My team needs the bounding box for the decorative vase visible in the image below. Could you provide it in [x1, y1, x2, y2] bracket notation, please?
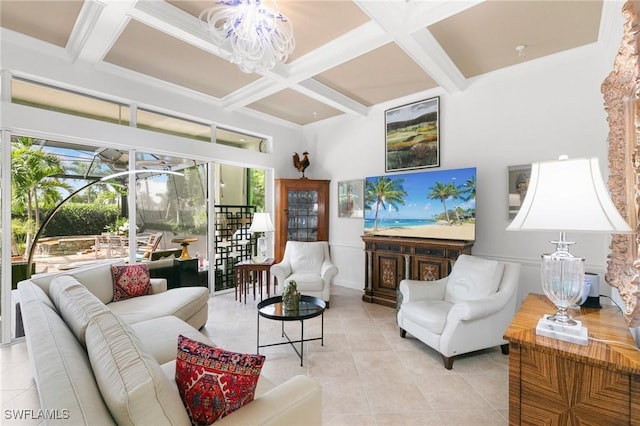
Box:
[282, 280, 300, 313]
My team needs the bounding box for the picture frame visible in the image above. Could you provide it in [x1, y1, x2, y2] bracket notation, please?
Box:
[338, 180, 364, 218]
[385, 96, 440, 172]
[507, 164, 532, 220]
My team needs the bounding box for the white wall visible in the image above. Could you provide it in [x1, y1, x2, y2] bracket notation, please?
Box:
[306, 41, 617, 307]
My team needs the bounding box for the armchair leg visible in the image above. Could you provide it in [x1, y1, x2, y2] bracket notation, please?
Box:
[500, 343, 509, 355]
[442, 355, 454, 370]
[399, 328, 406, 338]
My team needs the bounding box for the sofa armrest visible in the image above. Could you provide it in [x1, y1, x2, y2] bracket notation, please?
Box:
[321, 260, 338, 280]
[150, 278, 167, 294]
[270, 261, 292, 282]
[399, 278, 447, 304]
[216, 375, 321, 426]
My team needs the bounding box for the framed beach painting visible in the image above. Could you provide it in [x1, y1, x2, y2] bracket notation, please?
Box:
[338, 180, 364, 218]
[385, 97, 440, 172]
[507, 164, 531, 220]
[364, 167, 476, 241]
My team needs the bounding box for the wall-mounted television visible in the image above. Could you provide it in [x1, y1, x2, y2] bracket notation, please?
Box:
[364, 167, 476, 241]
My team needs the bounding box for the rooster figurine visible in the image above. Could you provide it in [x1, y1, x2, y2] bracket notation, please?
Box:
[292, 151, 310, 179]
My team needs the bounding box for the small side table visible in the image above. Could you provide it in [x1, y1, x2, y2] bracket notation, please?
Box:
[235, 258, 275, 303]
[171, 237, 198, 260]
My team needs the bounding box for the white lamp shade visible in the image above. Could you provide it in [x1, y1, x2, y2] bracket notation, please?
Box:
[506, 157, 632, 233]
[249, 212, 274, 233]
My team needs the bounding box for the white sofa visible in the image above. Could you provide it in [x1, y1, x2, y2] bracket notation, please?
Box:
[17, 261, 322, 425]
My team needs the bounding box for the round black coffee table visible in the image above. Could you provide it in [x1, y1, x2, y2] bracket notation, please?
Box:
[257, 295, 326, 366]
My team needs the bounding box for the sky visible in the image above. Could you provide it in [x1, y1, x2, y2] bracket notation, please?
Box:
[364, 167, 476, 220]
[385, 97, 439, 124]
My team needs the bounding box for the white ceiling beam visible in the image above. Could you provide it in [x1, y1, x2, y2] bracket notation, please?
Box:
[400, 30, 468, 94]
[69, 0, 138, 65]
[223, 21, 387, 115]
[221, 78, 288, 110]
[354, 0, 480, 93]
[296, 79, 369, 117]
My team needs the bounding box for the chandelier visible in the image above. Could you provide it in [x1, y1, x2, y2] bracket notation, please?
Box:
[199, 0, 295, 73]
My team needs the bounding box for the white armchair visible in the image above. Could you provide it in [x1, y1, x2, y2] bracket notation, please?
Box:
[397, 254, 521, 369]
[271, 241, 338, 307]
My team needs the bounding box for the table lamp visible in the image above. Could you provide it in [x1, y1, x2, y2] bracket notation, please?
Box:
[506, 156, 632, 345]
[249, 212, 274, 263]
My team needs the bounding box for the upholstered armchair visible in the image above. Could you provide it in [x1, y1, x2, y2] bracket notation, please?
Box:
[271, 241, 338, 307]
[397, 254, 521, 369]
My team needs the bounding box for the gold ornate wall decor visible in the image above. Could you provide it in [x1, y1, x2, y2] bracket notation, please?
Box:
[603, 0, 640, 326]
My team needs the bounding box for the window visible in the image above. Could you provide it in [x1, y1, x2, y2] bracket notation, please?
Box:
[11, 78, 130, 125]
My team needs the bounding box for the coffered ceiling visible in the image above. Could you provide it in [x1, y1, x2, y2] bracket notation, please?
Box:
[0, 0, 608, 126]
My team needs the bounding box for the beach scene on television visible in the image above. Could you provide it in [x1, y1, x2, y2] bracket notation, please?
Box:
[364, 167, 476, 241]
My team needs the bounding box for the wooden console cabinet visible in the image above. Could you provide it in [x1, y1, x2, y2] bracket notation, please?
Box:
[361, 235, 473, 307]
[505, 294, 640, 425]
[275, 179, 330, 262]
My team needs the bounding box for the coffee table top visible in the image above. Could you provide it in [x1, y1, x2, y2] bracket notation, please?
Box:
[258, 295, 326, 321]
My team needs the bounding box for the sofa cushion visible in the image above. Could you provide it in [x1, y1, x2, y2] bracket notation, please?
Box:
[85, 311, 191, 426]
[17, 280, 56, 311]
[289, 243, 324, 274]
[108, 286, 209, 325]
[131, 315, 216, 365]
[20, 300, 116, 425]
[49, 275, 110, 347]
[401, 300, 453, 334]
[285, 273, 324, 292]
[28, 260, 123, 303]
[111, 264, 152, 301]
[444, 255, 504, 304]
[175, 335, 265, 426]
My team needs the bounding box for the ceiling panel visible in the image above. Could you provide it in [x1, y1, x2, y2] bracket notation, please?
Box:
[314, 42, 438, 107]
[168, 0, 370, 63]
[0, 0, 83, 47]
[248, 88, 343, 125]
[104, 19, 260, 98]
[428, 0, 603, 78]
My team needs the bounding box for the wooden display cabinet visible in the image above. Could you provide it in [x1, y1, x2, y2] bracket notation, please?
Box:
[275, 179, 330, 262]
[505, 294, 640, 425]
[361, 235, 473, 307]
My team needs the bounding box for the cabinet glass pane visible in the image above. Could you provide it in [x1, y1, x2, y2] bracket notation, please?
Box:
[286, 189, 319, 242]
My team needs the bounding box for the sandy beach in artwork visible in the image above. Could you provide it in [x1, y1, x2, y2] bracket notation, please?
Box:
[365, 222, 475, 240]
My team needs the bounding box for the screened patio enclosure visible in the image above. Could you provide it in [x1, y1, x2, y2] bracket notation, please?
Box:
[10, 137, 260, 295]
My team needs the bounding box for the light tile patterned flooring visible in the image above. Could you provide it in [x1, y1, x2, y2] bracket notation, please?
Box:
[1, 285, 509, 425]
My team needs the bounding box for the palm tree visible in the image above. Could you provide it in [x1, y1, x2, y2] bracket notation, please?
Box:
[365, 177, 407, 231]
[11, 137, 72, 254]
[428, 181, 454, 224]
[446, 182, 462, 224]
[460, 175, 476, 202]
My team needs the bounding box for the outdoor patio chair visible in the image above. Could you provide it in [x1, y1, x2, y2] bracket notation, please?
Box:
[136, 232, 163, 259]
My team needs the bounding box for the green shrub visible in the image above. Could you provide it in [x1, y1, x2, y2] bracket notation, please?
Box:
[42, 203, 119, 236]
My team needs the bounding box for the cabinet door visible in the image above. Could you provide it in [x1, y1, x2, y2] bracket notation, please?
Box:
[412, 257, 446, 281]
[373, 252, 404, 296]
[286, 189, 320, 242]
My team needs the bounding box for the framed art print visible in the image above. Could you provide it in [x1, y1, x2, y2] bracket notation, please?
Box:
[507, 164, 532, 220]
[385, 96, 440, 172]
[338, 180, 364, 218]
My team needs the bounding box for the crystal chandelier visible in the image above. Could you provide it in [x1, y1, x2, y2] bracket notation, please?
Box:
[199, 0, 295, 73]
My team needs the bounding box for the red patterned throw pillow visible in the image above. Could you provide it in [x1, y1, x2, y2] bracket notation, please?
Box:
[175, 335, 265, 425]
[111, 264, 152, 301]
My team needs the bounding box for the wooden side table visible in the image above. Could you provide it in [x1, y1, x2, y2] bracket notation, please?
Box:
[505, 294, 640, 425]
[235, 258, 275, 303]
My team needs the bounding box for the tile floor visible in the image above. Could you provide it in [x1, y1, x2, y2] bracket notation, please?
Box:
[0, 285, 509, 425]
